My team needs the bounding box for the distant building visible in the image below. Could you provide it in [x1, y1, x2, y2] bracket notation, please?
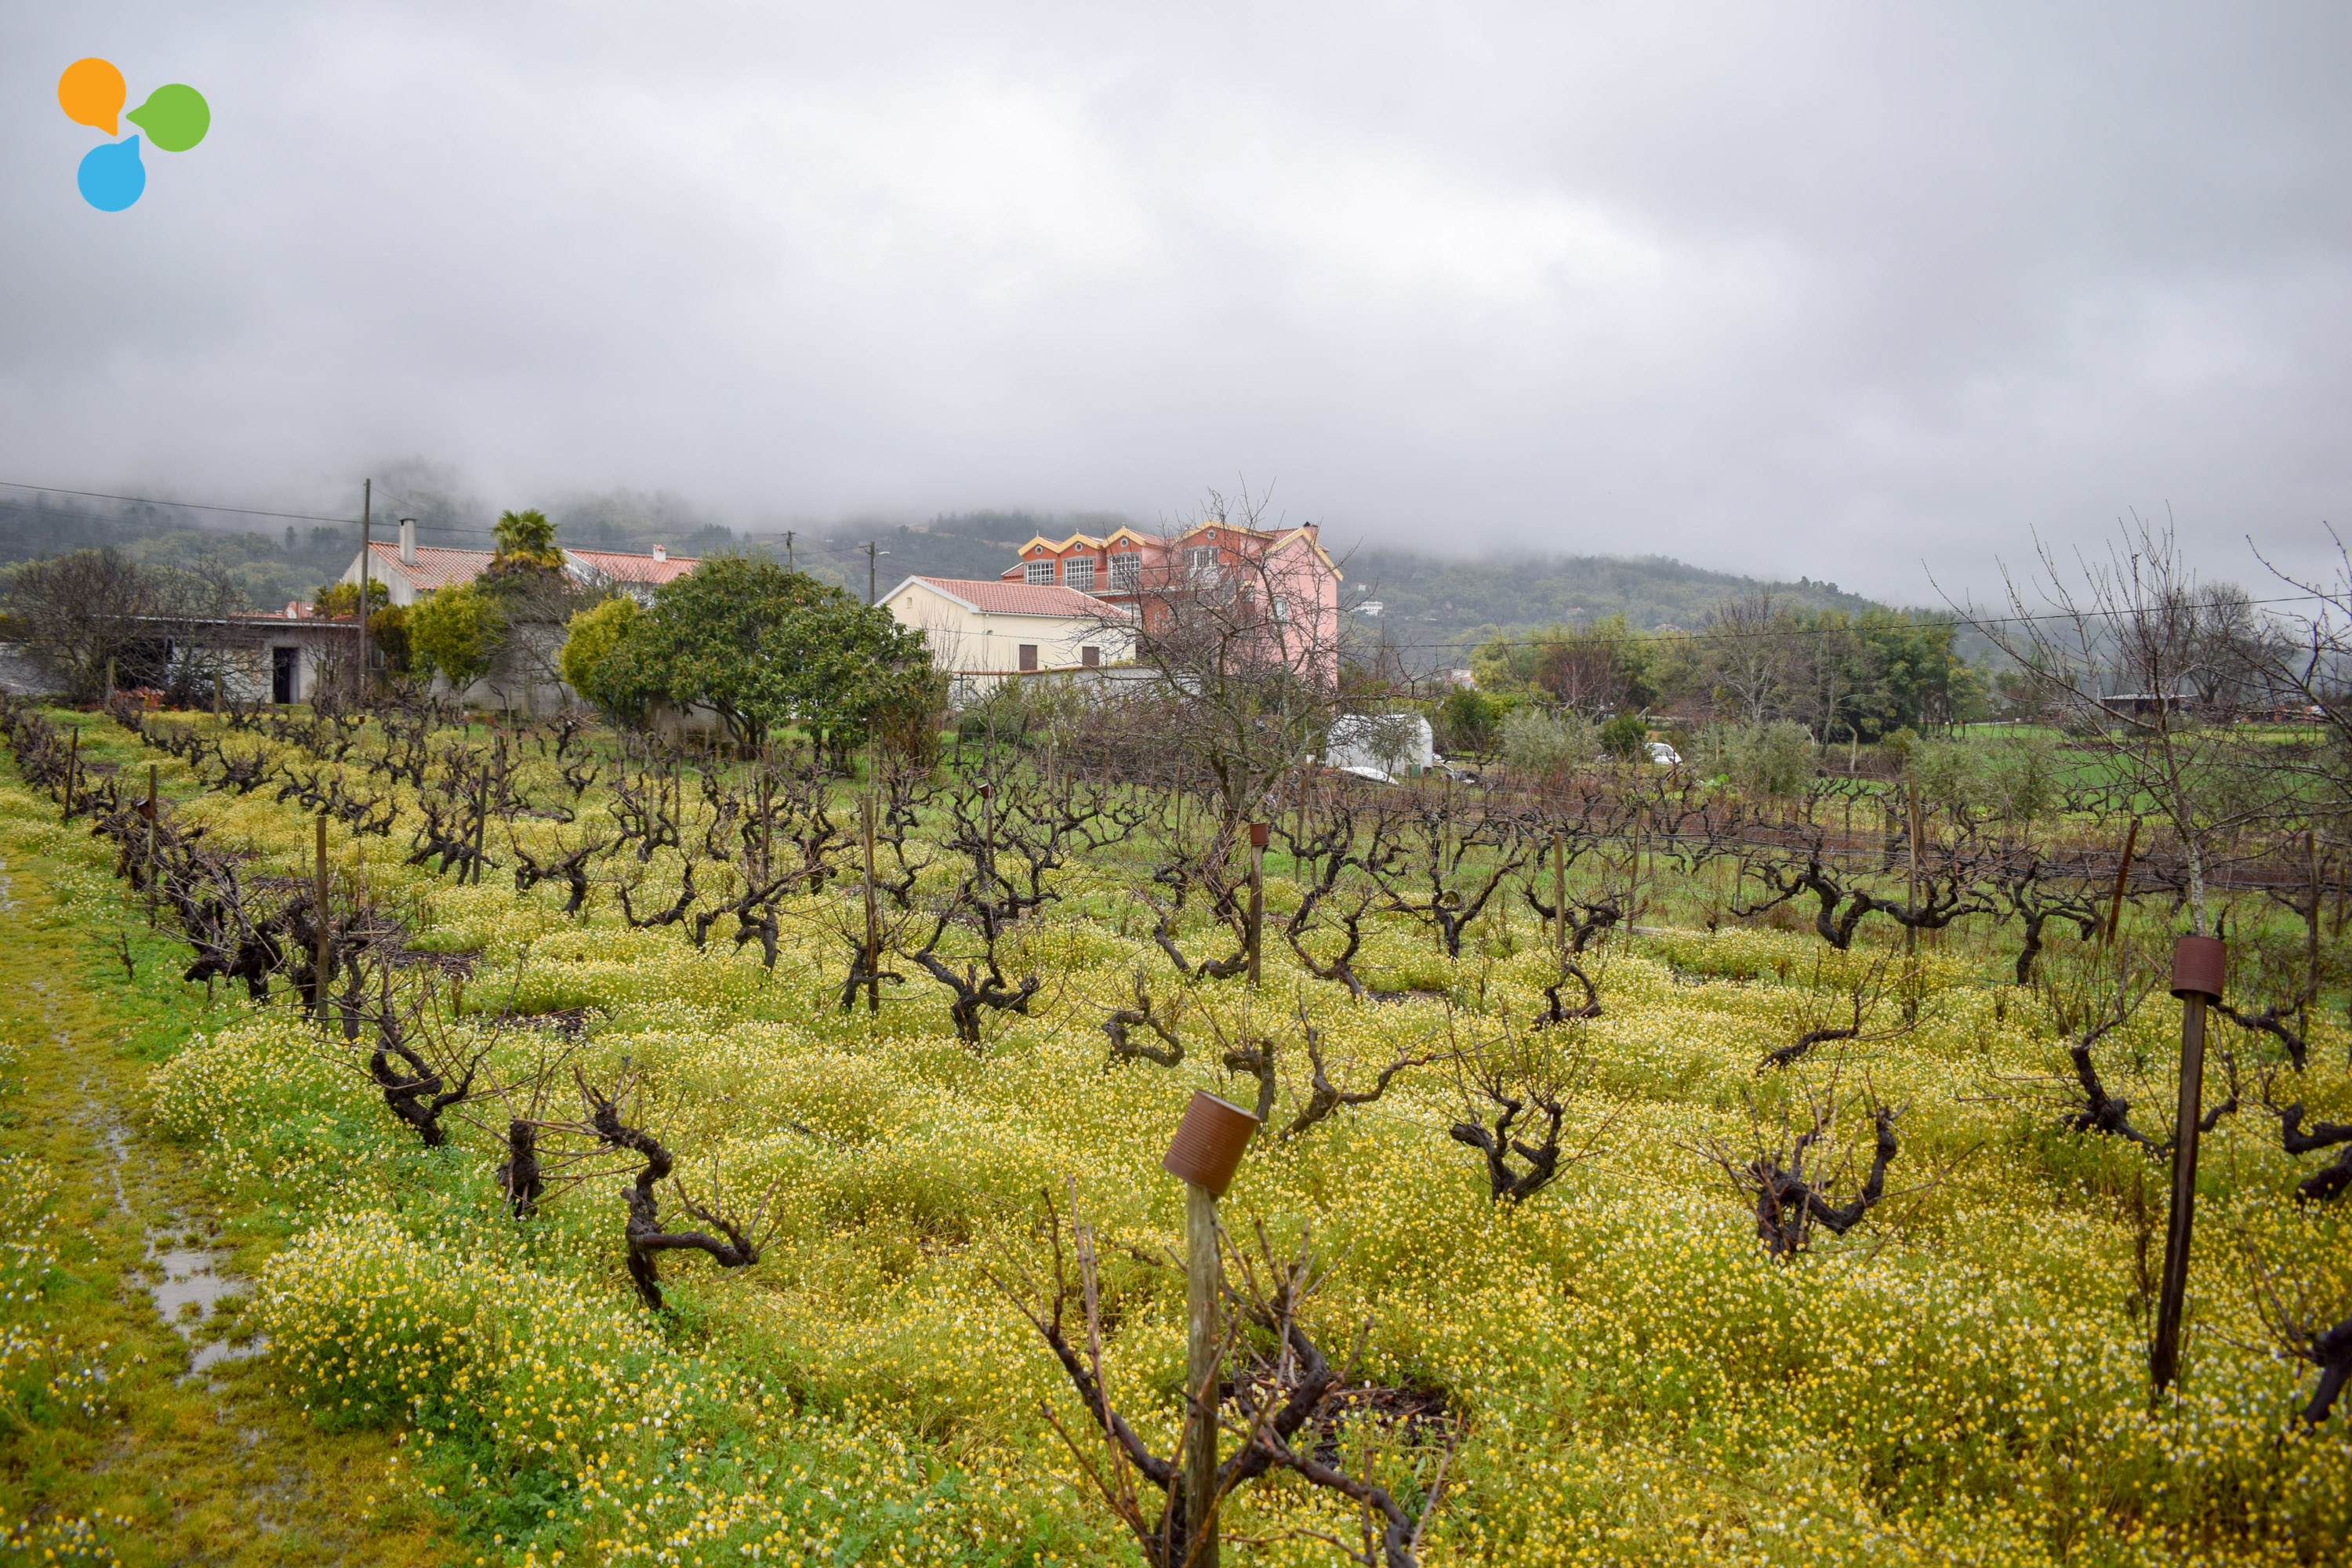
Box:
[328, 523, 699, 713]
[998, 520, 1342, 687]
[879, 575, 1132, 700]
[337, 520, 699, 607]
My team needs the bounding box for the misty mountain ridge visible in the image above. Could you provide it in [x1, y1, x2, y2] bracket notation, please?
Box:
[0, 485, 1915, 663]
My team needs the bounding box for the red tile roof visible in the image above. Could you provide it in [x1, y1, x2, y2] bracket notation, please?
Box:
[365, 542, 699, 593]
[368, 542, 495, 592]
[568, 548, 699, 586]
[904, 576, 1124, 617]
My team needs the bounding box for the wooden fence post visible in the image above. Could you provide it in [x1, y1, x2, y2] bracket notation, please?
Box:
[862, 785, 881, 1014]
[145, 764, 158, 927]
[314, 811, 332, 1025]
[2105, 818, 2140, 944]
[2152, 934, 2225, 1393]
[1552, 832, 1567, 959]
[1247, 822, 1268, 985]
[1161, 1092, 1259, 1568]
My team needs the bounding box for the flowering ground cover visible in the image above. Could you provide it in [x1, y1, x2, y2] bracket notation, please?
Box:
[0, 701, 2347, 1566]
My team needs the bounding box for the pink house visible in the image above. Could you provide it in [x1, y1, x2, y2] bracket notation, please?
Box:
[1000, 521, 1341, 687]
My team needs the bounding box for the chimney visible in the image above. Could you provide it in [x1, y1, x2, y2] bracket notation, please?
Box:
[398, 517, 417, 565]
[653, 543, 667, 563]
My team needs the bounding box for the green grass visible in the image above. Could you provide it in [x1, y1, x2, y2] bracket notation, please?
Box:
[0, 797, 452, 1565]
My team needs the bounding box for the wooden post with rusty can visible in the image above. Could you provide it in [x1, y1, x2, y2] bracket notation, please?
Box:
[1161, 1091, 1261, 1568]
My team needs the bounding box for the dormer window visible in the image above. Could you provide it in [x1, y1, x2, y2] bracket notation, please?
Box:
[1109, 553, 1140, 591]
[1025, 560, 1054, 586]
[1064, 557, 1095, 592]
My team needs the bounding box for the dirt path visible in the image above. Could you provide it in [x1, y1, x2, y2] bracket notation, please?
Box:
[0, 845, 454, 1566]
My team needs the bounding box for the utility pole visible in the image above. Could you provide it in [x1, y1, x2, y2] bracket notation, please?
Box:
[784, 530, 795, 571]
[867, 541, 889, 604]
[357, 477, 372, 697]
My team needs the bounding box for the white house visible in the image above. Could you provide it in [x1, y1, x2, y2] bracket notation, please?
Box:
[337, 520, 699, 608]
[879, 575, 1131, 699]
[332, 524, 701, 714]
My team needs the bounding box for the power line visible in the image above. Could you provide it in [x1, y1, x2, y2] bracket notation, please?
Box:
[0, 477, 361, 526]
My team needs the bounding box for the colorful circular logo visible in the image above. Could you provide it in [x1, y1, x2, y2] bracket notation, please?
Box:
[59, 57, 209, 212]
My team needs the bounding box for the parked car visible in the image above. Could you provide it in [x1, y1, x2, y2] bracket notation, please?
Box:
[1646, 741, 1680, 766]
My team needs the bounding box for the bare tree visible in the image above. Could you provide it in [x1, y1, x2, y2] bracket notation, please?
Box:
[1083, 486, 1349, 826]
[2246, 1246, 2352, 1425]
[1703, 1079, 1901, 1258]
[564, 1062, 779, 1310]
[1757, 954, 1917, 1071]
[1279, 1008, 1445, 1141]
[2, 548, 239, 702]
[1962, 516, 2288, 935]
[993, 1194, 1458, 1568]
[1449, 1018, 1604, 1204]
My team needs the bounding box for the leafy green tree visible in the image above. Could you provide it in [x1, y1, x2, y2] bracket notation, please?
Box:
[599, 556, 935, 750]
[368, 602, 412, 676]
[408, 583, 504, 688]
[1435, 686, 1506, 757]
[311, 579, 390, 619]
[1698, 720, 1815, 797]
[1499, 706, 1592, 775]
[561, 596, 642, 718]
[1599, 711, 1650, 760]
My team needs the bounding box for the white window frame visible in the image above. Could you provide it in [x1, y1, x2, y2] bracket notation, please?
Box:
[1024, 560, 1054, 586]
[1186, 545, 1220, 583]
[1109, 553, 1140, 591]
[1063, 556, 1095, 592]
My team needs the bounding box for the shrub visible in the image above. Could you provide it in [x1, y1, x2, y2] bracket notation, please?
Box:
[1499, 706, 1591, 774]
[561, 595, 643, 718]
[407, 583, 505, 687]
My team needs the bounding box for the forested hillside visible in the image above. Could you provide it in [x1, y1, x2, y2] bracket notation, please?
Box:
[1, 485, 1915, 647]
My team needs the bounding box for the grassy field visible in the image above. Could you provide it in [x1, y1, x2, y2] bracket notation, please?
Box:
[1, 704, 2348, 1566]
[0, 778, 450, 1563]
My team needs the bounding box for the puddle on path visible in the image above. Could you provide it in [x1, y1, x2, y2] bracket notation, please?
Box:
[147, 1224, 263, 1376]
[73, 1054, 267, 1381]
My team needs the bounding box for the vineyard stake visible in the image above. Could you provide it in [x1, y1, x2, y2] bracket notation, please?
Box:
[470, 763, 491, 884]
[145, 764, 158, 928]
[1247, 822, 1268, 986]
[1161, 1091, 1259, 1568]
[1552, 831, 1567, 960]
[314, 811, 332, 1027]
[62, 727, 78, 822]
[2151, 933, 2225, 1394]
[862, 750, 881, 1014]
[2105, 817, 2140, 944]
[1905, 782, 1924, 957]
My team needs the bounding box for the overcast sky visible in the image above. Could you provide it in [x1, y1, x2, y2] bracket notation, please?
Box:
[6, 2, 2351, 602]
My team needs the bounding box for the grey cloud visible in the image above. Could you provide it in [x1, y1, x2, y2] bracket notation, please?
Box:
[3, 2, 2350, 604]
